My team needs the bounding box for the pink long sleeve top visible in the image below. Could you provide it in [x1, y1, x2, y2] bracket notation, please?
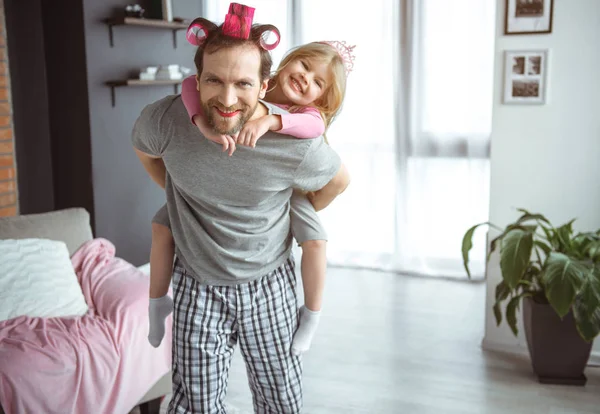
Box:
[180, 75, 325, 139]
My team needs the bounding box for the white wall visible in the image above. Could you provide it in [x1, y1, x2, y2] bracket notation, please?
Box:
[483, 0, 600, 359]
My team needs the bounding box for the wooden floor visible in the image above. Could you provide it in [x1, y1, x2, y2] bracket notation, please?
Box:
[218, 267, 600, 413]
[149, 268, 600, 413]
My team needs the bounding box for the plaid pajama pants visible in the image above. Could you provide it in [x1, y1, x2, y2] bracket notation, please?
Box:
[167, 257, 303, 414]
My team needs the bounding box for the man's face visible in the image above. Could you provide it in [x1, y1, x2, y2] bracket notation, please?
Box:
[197, 45, 269, 135]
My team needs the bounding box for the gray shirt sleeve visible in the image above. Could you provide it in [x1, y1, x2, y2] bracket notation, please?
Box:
[290, 190, 327, 244]
[131, 98, 175, 156]
[152, 203, 171, 229]
[292, 139, 341, 191]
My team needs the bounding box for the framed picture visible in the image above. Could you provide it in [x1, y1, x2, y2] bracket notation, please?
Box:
[505, 0, 554, 35]
[503, 50, 549, 105]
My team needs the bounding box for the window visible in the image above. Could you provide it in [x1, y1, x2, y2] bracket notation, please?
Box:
[204, 0, 495, 278]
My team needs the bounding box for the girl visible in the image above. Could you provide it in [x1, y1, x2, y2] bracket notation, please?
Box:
[148, 41, 354, 356]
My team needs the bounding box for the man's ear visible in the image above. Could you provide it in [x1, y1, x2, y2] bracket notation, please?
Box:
[258, 78, 270, 99]
[195, 74, 201, 91]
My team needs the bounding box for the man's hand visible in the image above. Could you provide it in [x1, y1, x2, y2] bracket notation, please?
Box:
[192, 114, 237, 156]
[307, 163, 350, 212]
[134, 149, 167, 189]
[236, 115, 279, 148]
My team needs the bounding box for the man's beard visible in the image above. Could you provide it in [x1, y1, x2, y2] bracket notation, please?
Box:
[202, 97, 257, 135]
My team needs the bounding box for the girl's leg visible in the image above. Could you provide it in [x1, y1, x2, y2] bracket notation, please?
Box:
[299, 240, 326, 311]
[292, 239, 326, 355]
[148, 222, 175, 347]
[150, 222, 175, 298]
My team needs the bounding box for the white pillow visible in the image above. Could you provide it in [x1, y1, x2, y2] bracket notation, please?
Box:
[0, 238, 89, 322]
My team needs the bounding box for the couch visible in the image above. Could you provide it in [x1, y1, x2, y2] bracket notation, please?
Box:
[0, 208, 172, 414]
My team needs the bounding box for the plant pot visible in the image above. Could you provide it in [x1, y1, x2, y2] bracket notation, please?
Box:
[523, 296, 593, 385]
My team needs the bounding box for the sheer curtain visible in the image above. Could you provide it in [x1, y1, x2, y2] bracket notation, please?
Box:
[205, 0, 495, 279]
[397, 0, 495, 278]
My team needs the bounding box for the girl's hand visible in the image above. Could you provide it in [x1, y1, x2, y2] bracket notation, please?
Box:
[236, 116, 274, 148]
[192, 114, 237, 156]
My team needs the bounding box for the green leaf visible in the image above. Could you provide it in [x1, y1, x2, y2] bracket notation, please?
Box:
[518, 279, 534, 287]
[487, 234, 502, 262]
[522, 264, 541, 285]
[534, 246, 543, 267]
[573, 297, 600, 342]
[493, 281, 511, 326]
[506, 292, 531, 336]
[586, 241, 600, 261]
[500, 229, 534, 289]
[541, 225, 558, 249]
[520, 225, 538, 233]
[576, 309, 600, 342]
[534, 240, 552, 257]
[506, 296, 520, 336]
[561, 218, 576, 233]
[516, 209, 551, 225]
[493, 302, 502, 326]
[542, 253, 587, 317]
[486, 223, 536, 262]
[495, 280, 511, 302]
[579, 272, 600, 313]
[556, 219, 576, 252]
[572, 233, 594, 255]
[462, 222, 490, 278]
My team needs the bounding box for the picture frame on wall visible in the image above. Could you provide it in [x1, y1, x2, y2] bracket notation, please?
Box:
[503, 50, 549, 105]
[505, 0, 554, 35]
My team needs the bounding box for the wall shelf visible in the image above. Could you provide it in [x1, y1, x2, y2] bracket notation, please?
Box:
[104, 17, 189, 48]
[106, 79, 182, 107]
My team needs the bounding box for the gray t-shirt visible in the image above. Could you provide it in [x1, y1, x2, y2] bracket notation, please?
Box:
[132, 95, 340, 285]
[153, 189, 327, 246]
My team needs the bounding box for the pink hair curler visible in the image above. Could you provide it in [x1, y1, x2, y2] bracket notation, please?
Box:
[186, 22, 209, 46]
[259, 29, 280, 50]
[187, 3, 281, 51]
[223, 3, 255, 39]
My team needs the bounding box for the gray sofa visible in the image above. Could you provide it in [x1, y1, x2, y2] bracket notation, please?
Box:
[0, 208, 171, 414]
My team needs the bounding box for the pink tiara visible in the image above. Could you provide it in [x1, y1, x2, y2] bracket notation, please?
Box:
[318, 40, 356, 76]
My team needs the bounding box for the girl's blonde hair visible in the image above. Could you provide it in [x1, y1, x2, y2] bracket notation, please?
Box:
[271, 42, 348, 134]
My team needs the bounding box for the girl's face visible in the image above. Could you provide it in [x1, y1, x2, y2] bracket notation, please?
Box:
[277, 57, 332, 106]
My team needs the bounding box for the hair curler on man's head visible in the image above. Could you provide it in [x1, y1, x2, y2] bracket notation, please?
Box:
[186, 3, 281, 81]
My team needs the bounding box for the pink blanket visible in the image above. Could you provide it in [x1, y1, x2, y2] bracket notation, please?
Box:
[0, 238, 172, 414]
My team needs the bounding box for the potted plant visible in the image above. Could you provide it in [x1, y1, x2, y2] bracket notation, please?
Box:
[462, 209, 600, 385]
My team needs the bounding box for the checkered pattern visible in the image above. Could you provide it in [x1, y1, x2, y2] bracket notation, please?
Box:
[168, 258, 303, 414]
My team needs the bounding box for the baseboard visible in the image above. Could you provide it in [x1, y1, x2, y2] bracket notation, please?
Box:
[481, 337, 528, 356]
[481, 337, 600, 367]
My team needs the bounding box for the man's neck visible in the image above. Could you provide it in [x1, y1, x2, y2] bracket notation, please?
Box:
[249, 101, 268, 121]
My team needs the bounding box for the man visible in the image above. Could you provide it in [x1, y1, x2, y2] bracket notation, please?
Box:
[132, 4, 349, 413]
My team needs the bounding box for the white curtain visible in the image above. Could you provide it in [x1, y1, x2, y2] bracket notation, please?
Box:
[206, 0, 495, 279]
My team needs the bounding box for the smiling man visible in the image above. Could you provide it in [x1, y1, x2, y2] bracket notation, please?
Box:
[131, 4, 349, 414]
[199, 45, 267, 134]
